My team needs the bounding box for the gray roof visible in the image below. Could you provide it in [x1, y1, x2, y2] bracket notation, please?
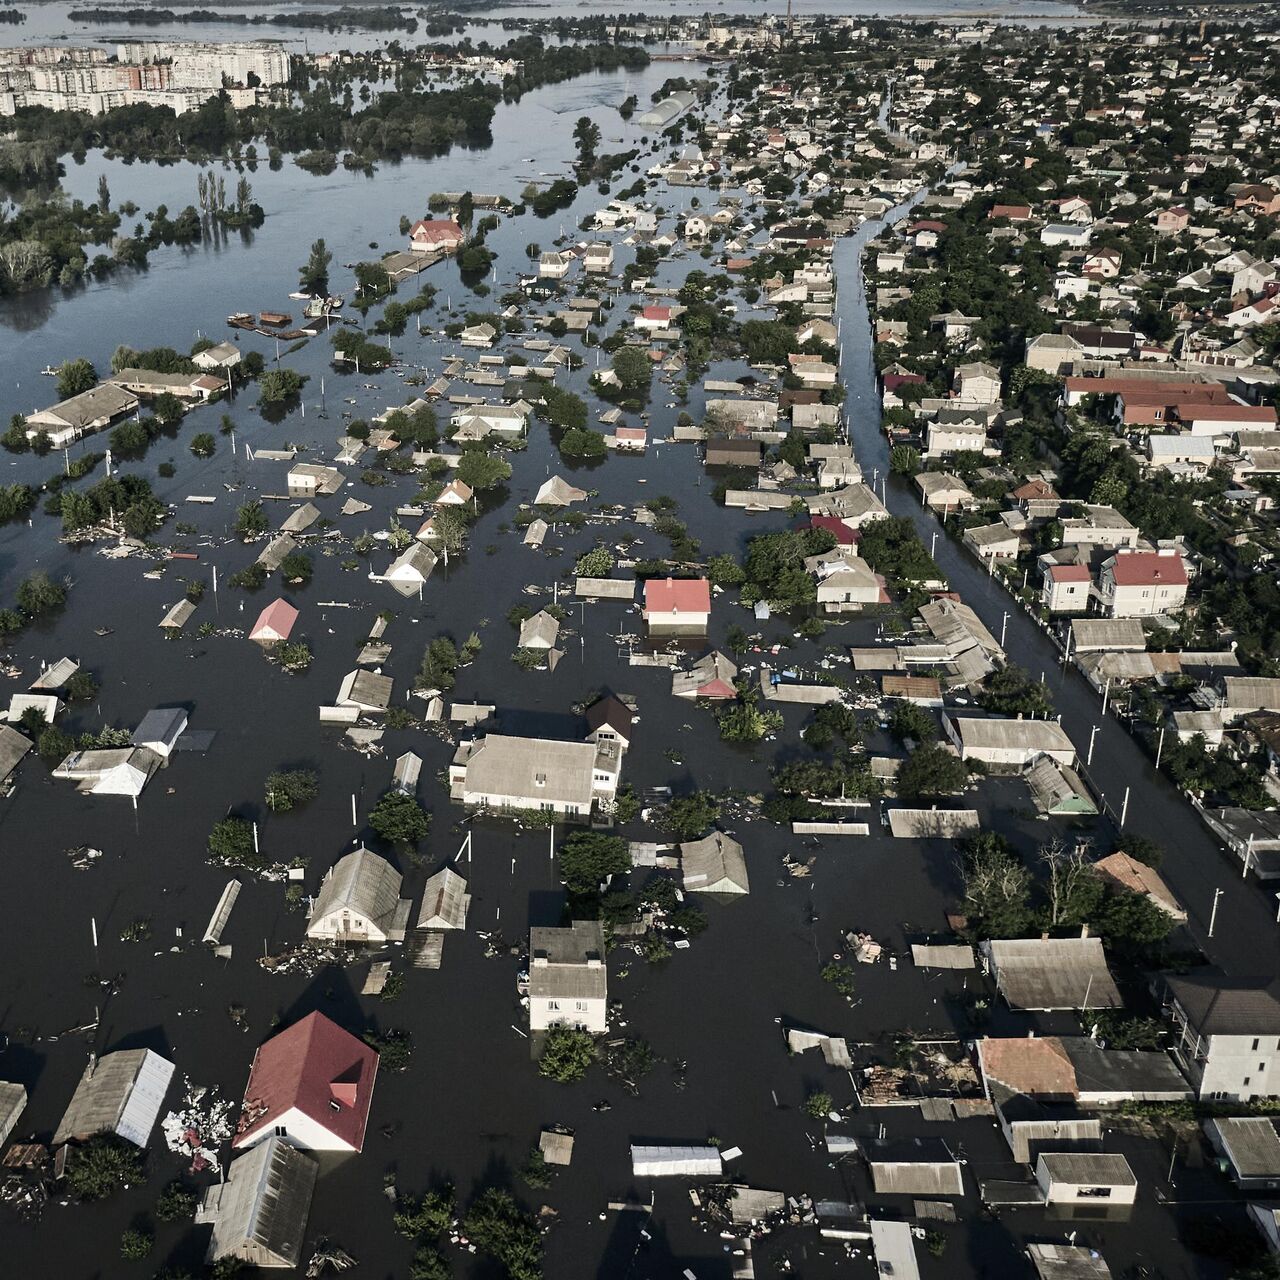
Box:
[31, 382, 138, 430]
[529, 920, 607, 1002]
[54, 1048, 175, 1146]
[0, 1081, 27, 1146]
[0, 724, 32, 785]
[518, 609, 561, 649]
[954, 717, 1075, 757]
[680, 831, 749, 894]
[132, 708, 188, 750]
[1026, 757, 1096, 814]
[867, 1137, 965, 1196]
[199, 1136, 318, 1268]
[308, 848, 410, 940]
[1166, 973, 1280, 1035]
[256, 533, 299, 572]
[984, 938, 1121, 1011]
[1207, 1117, 1280, 1178]
[1037, 1152, 1136, 1187]
[280, 502, 320, 533]
[416, 867, 470, 930]
[1062, 1041, 1190, 1097]
[888, 808, 979, 838]
[337, 669, 393, 711]
[456, 733, 601, 808]
[1028, 1243, 1112, 1280]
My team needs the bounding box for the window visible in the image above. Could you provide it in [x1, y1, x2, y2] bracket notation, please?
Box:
[1253, 1039, 1261, 1051]
[547, 1000, 559, 1011]
[274, 1125, 287, 1137]
[1078, 1187, 1111, 1199]
[1245, 1077, 1252, 1087]
[575, 1001, 588, 1012]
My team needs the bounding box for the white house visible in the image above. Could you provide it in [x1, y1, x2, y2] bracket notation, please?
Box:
[1035, 1153, 1137, 1206]
[1098, 549, 1188, 618]
[450, 733, 620, 816]
[529, 920, 608, 1034]
[1165, 973, 1280, 1101]
[305, 847, 411, 944]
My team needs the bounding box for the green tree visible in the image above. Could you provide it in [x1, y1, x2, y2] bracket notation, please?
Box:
[897, 742, 968, 801]
[17, 571, 66, 617]
[705, 553, 745, 587]
[56, 357, 97, 399]
[611, 346, 651, 391]
[189, 432, 216, 457]
[120, 1227, 153, 1260]
[558, 831, 630, 896]
[961, 833, 1033, 939]
[803, 1091, 833, 1120]
[462, 1189, 542, 1280]
[258, 369, 306, 404]
[665, 793, 720, 839]
[456, 451, 511, 491]
[154, 392, 185, 426]
[369, 791, 430, 846]
[887, 702, 937, 745]
[538, 1025, 597, 1083]
[299, 238, 332, 295]
[559, 428, 607, 458]
[234, 500, 269, 538]
[574, 547, 614, 577]
[279, 551, 312, 584]
[978, 665, 1054, 718]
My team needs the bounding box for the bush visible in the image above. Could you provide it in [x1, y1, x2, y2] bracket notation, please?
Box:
[234, 501, 269, 538]
[279, 551, 312, 584]
[189, 433, 216, 458]
[207, 817, 259, 868]
[462, 1189, 542, 1280]
[120, 1227, 153, 1260]
[65, 1135, 144, 1200]
[665, 793, 721, 839]
[897, 742, 968, 801]
[539, 1025, 597, 1083]
[574, 546, 614, 577]
[364, 1027, 413, 1071]
[803, 1091, 833, 1120]
[155, 1180, 197, 1222]
[265, 769, 318, 813]
[393, 1185, 455, 1239]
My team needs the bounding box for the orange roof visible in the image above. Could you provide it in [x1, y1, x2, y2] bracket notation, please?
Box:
[1094, 851, 1183, 916]
[979, 1036, 1077, 1098]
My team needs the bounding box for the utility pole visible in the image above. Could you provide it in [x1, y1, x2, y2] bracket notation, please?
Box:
[1088, 724, 1099, 767]
[1208, 886, 1223, 938]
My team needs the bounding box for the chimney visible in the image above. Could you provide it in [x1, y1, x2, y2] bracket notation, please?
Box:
[1080, 923, 1090, 939]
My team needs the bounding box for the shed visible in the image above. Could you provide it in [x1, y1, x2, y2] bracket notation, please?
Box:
[1026, 757, 1097, 815]
[54, 1048, 175, 1147]
[336, 670, 393, 713]
[911, 943, 975, 970]
[680, 832, 749, 895]
[196, 1136, 318, 1269]
[982, 937, 1122, 1011]
[1028, 1243, 1112, 1280]
[159, 599, 197, 630]
[1070, 619, 1146, 653]
[888, 808, 980, 838]
[631, 1145, 723, 1177]
[575, 577, 635, 601]
[0, 724, 33, 787]
[523, 518, 548, 547]
[256, 534, 298, 573]
[0, 1082, 27, 1146]
[1205, 1117, 1280, 1190]
[870, 1220, 921, 1280]
[279, 502, 320, 534]
[416, 867, 471, 931]
[1035, 1152, 1137, 1205]
[29, 657, 79, 691]
[131, 708, 188, 760]
[539, 1129, 574, 1167]
[866, 1137, 965, 1196]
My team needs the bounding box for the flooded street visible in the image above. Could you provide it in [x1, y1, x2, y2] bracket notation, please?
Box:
[0, 17, 1266, 1280]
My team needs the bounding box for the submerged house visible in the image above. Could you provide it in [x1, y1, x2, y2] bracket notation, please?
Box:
[416, 867, 471, 931]
[233, 1011, 378, 1154]
[680, 832, 750, 895]
[305, 847, 411, 944]
[643, 577, 711, 637]
[54, 1048, 175, 1147]
[53, 746, 163, 800]
[450, 733, 620, 817]
[249, 599, 299, 645]
[981, 937, 1122, 1011]
[196, 1136, 318, 1270]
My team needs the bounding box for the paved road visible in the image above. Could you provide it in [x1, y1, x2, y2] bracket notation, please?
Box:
[834, 203, 1280, 979]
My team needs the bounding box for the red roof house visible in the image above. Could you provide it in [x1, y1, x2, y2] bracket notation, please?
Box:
[233, 1012, 378, 1154]
[637, 305, 672, 328]
[643, 577, 711, 636]
[408, 219, 464, 253]
[249, 598, 299, 645]
[809, 515, 860, 546]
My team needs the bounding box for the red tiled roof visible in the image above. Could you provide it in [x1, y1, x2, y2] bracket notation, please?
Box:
[1049, 565, 1091, 582]
[979, 1036, 1077, 1098]
[810, 515, 860, 545]
[1177, 403, 1276, 423]
[644, 577, 710, 615]
[640, 306, 671, 322]
[234, 1011, 378, 1152]
[410, 219, 463, 243]
[1108, 552, 1188, 587]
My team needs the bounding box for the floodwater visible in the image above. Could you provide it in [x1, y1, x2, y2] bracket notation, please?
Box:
[0, 26, 1268, 1280]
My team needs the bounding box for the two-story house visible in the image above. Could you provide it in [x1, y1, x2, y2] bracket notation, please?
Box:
[1164, 973, 1280, 1101]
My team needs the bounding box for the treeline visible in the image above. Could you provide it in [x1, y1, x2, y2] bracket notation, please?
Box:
[70, 6, 418, 32]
